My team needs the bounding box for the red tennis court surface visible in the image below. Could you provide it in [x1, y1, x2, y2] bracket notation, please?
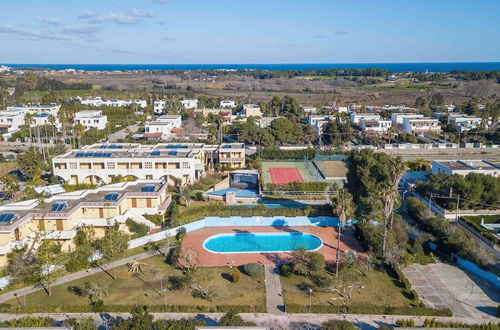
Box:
[269, 167, 304, 184]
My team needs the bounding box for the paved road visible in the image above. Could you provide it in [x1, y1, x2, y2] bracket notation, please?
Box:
[403, 263, 500, 319]
[107, 124, 139, 142]
[0, 312, 498, 330]
[265, 265, 284, 314]
[0, 249, 160, 304]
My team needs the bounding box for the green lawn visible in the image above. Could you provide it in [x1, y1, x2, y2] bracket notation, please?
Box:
[5, 256, 266, 313]
[281, 269, 414, 308]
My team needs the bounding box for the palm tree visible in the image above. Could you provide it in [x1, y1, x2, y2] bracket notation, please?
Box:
[126, 260, 148, 276]
[24, 112, 34, 144]
[47, 115, 56, 143]
[73, 123, 84, 148]
[380, 158, 407, 257]
[332, 188, 354, 277]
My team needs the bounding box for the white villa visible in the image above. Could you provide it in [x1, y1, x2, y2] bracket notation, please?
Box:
[74, 110, 108, 130]
[180, 99, 198, 109]
[402, 117, 441, 134]
[144, 115, 182, 139]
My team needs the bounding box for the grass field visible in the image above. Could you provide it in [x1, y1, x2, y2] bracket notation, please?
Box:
[5, 256, 266, 312]
[0, 162, 17, 174]
[261, 161, 320, 185]
[281, 269, 413, 308]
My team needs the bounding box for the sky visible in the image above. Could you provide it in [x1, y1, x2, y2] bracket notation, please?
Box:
[0, 0, 499, 64]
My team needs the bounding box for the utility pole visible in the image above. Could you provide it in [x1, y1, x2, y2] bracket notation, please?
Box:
[455, 194, 460, 223]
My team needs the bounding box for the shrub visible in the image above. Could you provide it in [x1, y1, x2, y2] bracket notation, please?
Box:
[307, 252, 326, 271]
[232, 269, 241, 283]
[91, 300, 104, 313]
[396, 319, 415, 327]
[321, 320, 358, 330]
[144, 214, 165, 226]
[166, 246, 181, 266]
[168, 274, 192, 290]
[242, 263, 263, 276]
[176, 227, 187, 241]
[7, 317, 56, 328]
[219, 312, 256, 327]
[125, 218, 150, 238]
[280, 264, 293, 277]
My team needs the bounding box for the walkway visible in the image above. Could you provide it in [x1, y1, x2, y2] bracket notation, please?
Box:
[0, 250, 161, 304]
[0, 312, 498, 330]
[265, 265, 284, 314]
[402, 263, 499, 319]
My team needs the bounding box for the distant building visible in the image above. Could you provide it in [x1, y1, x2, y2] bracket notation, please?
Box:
[303, 107, 317, 113]
[7, 103, 61, 115]
[0, 112, 24, 139]
[391, 113, 424, 124]
[349, 113, 381, 125]
[256, 117, 281, 128]
[80, 97, 147, 108]
[180, 99, 198, 109]
[242, 104, 262, 117]
[359, 119, 392, 133]
[31, 112, 61, 130]
[402, 117, 441, 134]
[431, 160, 499, 177]
[220, 100, 236, 108]
[144, 115, 182, 139]
[308, 115, 340, 134]
[74, 110, 108, 130]
[153, 100, 166, 114]
[447, 114, 483, 132]
[193, 108, 232, 123]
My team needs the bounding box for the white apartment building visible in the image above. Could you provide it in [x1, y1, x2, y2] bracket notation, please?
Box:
[74, 110, 108, 130]
[431, 160, 499, 177]
[447, 114, 483, 132]
[6, 103, 60, 115]
[144, 115, 182, 139]
[80, 97, 147, 108]
[31, 113, 61, 130]
[52, 143, 246, 186]
[307, 115, 339, 134]
[303, 107, 317, 113]
[180, 99, 198, 109]
[349, 113, 381, 125]
[0, 112, 25, 139]
[359, 119, 392, 133]
[154, 100, 167, 114]
[220, 100, 236, 108]
[402, 117, 441, 134]
[391, 113, 424, 124]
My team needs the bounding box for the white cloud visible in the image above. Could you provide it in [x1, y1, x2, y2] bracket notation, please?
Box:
[78, 11, 93, 19]
[128, 8, 154, 18]
[61, 24, 100, 37]
[78, 8, 155, 25]
[0, 24, 69, 41]
[153, 0, 169, 3]
[334, 30, 348, 36]
[37, 17, 62, 26]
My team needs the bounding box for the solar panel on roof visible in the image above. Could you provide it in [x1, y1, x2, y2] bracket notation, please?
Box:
[151, 151, 160, 156]
[100, 145, 107, 149]
[168, 151, 177, 156]
[141, 185, 155, 192]
[103, 152, 112, 157]
[104, 193, 119, 201]
[51, 201, 67, 212]
[75, 152, 85, 157]
[0, 213, 14, 224]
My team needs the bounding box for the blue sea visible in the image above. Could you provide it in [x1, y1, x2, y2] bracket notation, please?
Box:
[3, 62, 500, 73]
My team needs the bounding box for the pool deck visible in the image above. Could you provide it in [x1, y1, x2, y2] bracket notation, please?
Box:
[180, 226, 365, 267]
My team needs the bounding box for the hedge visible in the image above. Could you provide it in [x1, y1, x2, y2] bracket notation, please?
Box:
[461, 217, 500, 245]
[260, 148, 347, 160]
[285, 304, 452, 316]
[9, 304, 266, 313]
[265, 182, 329, 192]
[172, 204, 331, 225]
[384, 264, 420, 304]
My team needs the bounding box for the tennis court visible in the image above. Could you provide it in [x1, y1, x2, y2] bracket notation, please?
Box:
[261, 161, 316, 185]
[269, 167, 304, 184]
[313, 160, 348, 180]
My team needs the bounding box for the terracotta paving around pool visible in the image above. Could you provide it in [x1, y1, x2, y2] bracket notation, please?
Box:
[180, 226, 365, 267]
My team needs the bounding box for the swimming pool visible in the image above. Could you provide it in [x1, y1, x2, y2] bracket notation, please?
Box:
[203, 232, 322, 253]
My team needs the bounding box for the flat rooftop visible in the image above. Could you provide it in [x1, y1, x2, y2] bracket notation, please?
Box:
[0, 180, 167, 231]
[436, 160, 500, 171]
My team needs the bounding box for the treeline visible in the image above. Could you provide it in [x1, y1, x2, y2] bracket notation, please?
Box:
[260, 148, 346, 160]
[406, 197, 493, 268]
[450, 70, 500, 81]
[415, 172, 500, 210]
[35, 76, 92, 91]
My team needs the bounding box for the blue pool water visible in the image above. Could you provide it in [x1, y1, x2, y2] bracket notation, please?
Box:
[203, 232, 322, 253]
[207, 188, 257, 198]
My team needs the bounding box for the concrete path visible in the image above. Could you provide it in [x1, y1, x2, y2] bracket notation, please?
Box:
[0, 249, 160, 304]
[265, 265, 284, 314]
[403, 262, 499, 319]
[0, 312, 498, 330]
[107, 123, 139, 142]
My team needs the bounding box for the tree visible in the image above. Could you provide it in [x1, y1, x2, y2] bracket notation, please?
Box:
[112, 306, 154, 330]
[180, 186, 192, 207]
[332, 188, 354, 277]
[36, 240, 62, 296]
[24, 112, 34, 143]
[94, 223, 129, 279]
[17, 147, 42, 181]
[219, 312, 256, 327]
[0, 173, 20, 198]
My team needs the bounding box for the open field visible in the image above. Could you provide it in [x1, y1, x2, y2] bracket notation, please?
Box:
[281, 268, 414, 308]
[0, 162, 17, 174]
[4, 255, 266, 312]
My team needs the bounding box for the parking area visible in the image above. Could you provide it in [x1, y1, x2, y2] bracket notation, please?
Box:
[403, 262, 500, 319]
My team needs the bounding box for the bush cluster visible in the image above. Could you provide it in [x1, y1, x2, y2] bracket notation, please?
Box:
[265, 181, 329, 192]
[285, 304, 452, 316]
[242, 263, 263, 276]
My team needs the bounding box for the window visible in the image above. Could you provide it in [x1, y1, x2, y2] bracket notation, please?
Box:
[69, 162, 78, 170]
[182, 162, 190, 169]
[145, 162, 153, 169]
[107, 162, 115, 169]
[104, 193, 119, 201]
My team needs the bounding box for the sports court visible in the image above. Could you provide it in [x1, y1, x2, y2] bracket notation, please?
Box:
[313, 160, 348, 180]
[268, 167, 304, 184]
[261, 161, 318, 185]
